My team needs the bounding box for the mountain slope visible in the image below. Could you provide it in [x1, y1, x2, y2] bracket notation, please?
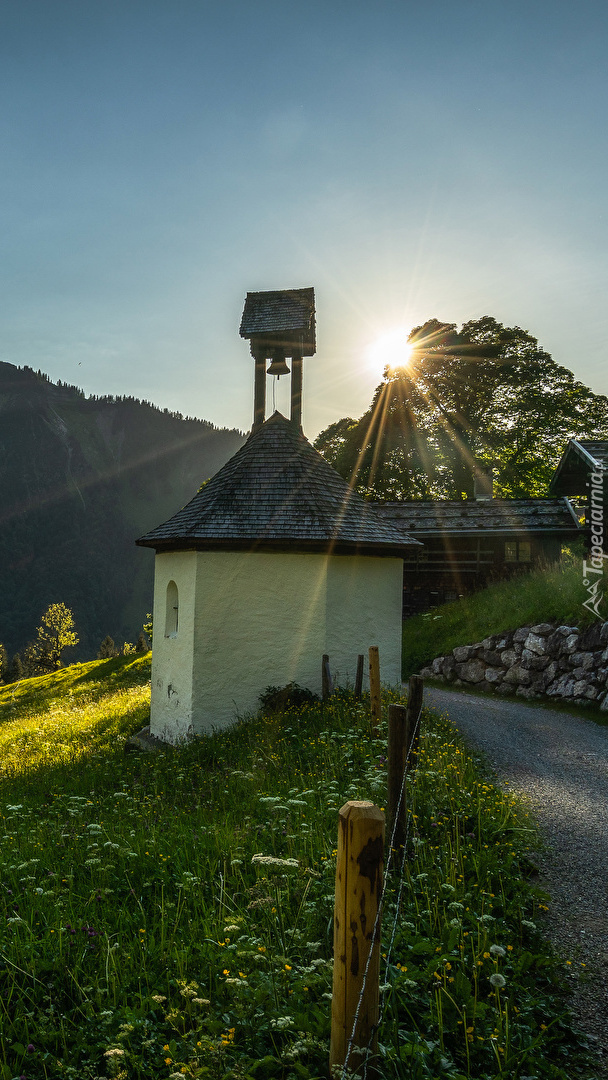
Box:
[0, 363, 245, 658]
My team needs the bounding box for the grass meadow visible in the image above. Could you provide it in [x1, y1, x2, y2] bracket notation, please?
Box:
[0, 655, 593, 1079]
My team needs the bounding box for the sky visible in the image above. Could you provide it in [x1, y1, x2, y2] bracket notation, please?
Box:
[1, 0, 607, 439]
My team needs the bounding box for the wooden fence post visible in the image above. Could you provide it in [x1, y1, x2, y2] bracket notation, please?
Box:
[330, 801, 385, 1078]
[322, 654, 334, 700]
[405, 674, 424, 772]
[368, 646, 381, 734]
[354, 654, 364, 700]
[387, 704, 407, 851]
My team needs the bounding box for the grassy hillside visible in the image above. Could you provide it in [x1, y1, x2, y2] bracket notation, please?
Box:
[0, 657, 592, 1079]
[403, 555, 595, 677]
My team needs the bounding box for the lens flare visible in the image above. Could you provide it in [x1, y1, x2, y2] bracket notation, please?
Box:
[367, 328, 413, 374]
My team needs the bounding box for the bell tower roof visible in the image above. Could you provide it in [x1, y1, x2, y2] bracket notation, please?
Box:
[239, 287, 316, 355]
[136, 411, 420, 555]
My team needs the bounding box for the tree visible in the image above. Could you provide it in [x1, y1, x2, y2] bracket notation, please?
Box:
[98, 636, 118, 659]
[9, 653, 24, 683]
[0, 643, 7, 683]
[34, 603, 79, 672]
[315, 316, 608, 499]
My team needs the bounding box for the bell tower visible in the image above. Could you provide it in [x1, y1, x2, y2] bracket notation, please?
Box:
[239, 287, 316, 432]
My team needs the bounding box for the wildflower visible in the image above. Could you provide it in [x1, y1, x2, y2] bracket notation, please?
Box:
[489, 973, 506, 988]
[490, 944, 506, 957]
[104, 1048, 126, 1057]
[270, 1016, 294, 1030]
[251, 854, 299, 868]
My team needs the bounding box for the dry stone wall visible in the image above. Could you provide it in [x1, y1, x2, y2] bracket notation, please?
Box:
[419, 621, 608, 710]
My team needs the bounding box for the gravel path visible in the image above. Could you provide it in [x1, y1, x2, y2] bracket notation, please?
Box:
[425, 686, 608, 1076]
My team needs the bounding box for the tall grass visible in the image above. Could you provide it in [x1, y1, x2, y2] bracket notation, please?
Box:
[403, 553, 592, 677]
[0, 657, 592, 1079]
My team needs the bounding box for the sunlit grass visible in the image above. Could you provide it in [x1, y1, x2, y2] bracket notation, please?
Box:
[0, 659, 593, 1079]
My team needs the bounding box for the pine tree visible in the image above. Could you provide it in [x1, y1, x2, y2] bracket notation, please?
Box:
[9, 654, 24, 682]
[97, 636, 118, 659]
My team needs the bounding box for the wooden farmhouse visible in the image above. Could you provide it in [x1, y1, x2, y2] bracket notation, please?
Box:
[549, 438, 608, 499]
[376, 497, 580, 616]
[137, 289, 418, 742]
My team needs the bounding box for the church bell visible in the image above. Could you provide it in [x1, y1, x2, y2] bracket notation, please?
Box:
[266, 350, 290, 378]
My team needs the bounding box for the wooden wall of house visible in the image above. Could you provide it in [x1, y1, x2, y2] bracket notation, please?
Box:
[402, 533, 565, 617]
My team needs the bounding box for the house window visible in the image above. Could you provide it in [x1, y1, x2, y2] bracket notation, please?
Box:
[165, 580, 179, 636]
[505, 541, 531, 563]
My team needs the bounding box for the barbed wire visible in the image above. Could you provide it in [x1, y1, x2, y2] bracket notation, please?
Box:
[340, 701, 424, 1080]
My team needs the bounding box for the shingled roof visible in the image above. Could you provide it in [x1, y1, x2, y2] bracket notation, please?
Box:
[136, 412, 420, 555]
[239, 288, 316, 355]
[375, 498, 580, 536]
[549, 439, 608, 496]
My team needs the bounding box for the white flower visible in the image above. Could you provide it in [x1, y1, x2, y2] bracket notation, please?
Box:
[251, 854, 299, 868]
[490, 944, 506, 957]
[489, 973, 506, 988]
[270, 1015, 294, 1030]
[104, 1047, 125, 1057]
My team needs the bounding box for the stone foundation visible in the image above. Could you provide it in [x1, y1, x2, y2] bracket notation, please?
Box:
[419, 621, 608, 709]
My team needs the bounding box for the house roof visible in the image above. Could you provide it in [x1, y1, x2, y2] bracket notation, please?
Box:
[136, 412, 420, 555]
[239, 288, 316, 355]
[374, 498, 580, 536]
[548, 439, 608, 496]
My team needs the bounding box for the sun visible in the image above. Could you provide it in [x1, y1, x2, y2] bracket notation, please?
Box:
[367, 327, 413, 375]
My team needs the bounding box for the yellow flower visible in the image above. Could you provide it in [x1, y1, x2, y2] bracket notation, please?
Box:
[284, 964, 292, 971]
[165, 1058, 172, 1065]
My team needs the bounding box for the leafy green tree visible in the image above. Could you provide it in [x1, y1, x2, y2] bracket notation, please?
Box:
[315, 316, 608, 499]
[34, 603, 79, 672]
